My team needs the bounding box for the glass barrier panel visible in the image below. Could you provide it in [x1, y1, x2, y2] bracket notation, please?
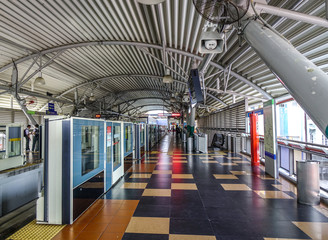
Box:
[276, 101, 305, 141]
[81, 126, 100, 175]
[316, 158, 328, 192]
[293, 149, 304, 175]
[8, 127, 21, 157]
[140, 125, 144, 146]
[280, 146, 290, 171]
[113, 125, 121, 169]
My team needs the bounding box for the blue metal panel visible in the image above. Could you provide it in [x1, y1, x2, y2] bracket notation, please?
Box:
[105, 122, 113, 191]
[72, 119, 104, 188]
[62, 119, 71, 224]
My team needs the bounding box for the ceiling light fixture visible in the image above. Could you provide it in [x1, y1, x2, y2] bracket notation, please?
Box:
[136, 0, 165, 5]
[34, 72, 46, 86]
[89, 92, 96, 102]
[163, 69, 173, 84]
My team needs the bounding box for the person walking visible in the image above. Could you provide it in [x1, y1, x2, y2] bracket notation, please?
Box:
[32, 124, 40, 152]
[24, 125, 31, 152]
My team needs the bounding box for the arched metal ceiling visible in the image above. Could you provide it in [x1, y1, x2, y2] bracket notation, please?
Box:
[0, 0, 327, 117]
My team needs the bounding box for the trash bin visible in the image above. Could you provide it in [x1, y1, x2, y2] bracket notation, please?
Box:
[182, 133, 187, 143]
[296, 160, 320, 205]
[194, 134, 199, 152]
[187, 137, 193, 152]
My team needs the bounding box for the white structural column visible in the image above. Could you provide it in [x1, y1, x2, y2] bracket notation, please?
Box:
[263, 99, 278, 178]
[243, 19, 328, 137]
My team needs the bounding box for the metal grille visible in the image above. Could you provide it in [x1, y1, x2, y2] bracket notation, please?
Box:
[198, 101, 245, 131]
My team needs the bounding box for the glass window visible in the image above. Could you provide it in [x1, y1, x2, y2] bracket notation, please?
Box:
[8, 127, 21, 157]
[81, 126, 99, 175]
[125, 125, 132, 153]
[306, 115, 328, 146]
[106, 126, 112, 163]
[140, 125, 144, 146]
[113, 125, 121, 169]
[0, 130, 6, 152]
[276, 101, 305, 141]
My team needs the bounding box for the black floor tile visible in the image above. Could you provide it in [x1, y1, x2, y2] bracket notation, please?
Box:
[217, 235, 264, 240]
[134, 204, 170, 217]
[138, 196, 171, 206]
[155, 165, 173, 170]
[205, 207, 247, 221]
[122, 233, 169, 240]
[146, 181, 172, 189]
[104, 189, 144, 200]
[170, 205, 208, 219]
[210, 219, 260, 237]
[252, 220, 311, 239]
[170, 218, 214, 235]
[171, 179, 195, 183]
[125, 178, 150, 183]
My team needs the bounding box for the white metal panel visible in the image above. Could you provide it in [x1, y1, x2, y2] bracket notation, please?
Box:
[0, 110, 12, 124]
[48, 120, 63, 224]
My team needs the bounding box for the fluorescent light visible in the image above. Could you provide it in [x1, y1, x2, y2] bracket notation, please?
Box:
[136, 0, 165, 4]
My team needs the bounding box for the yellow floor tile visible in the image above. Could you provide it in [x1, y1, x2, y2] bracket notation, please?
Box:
[172, 174, 193, 179]
[233, 160, 250, 164]
[264, 238, 309, 240]
[293, 222, 328, 240]
[142, 189, 171, 197]
[272, 184, 297, 194]
[226, 157, 242, 159]
[202, 161, 219, 163]
[121, 183, 147, 189]
[220, 163, 238, 166]
[200, 157, 214, 159]
[172, 157, 187, 160]
[221, 184, 252, 191]
[230, 171, 250, 175]
[7, 220, 65, 240]
[152, 170, 172, 174]
[173, 160, 188, 163]
[126, 217, 170, 234]
[313, 205, 328, 218]
[213, 174, 239, 179]
[254, 191, 293, 199]
[143, 160, 158, 163]
[129, 174, 152, 178]
[169, 234, 217, 240]
[171, 183, 198, 190]
[257, 175, 275, 180]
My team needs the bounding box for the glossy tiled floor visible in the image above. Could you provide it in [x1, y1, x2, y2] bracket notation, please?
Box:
[52, 134, 328, 240]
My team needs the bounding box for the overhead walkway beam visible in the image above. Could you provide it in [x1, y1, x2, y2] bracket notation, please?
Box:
[243, 19, 328, 137]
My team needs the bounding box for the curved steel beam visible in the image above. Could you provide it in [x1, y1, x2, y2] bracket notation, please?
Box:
[0, 41, 271, 99]
[112, 97, 170, 108]
[59, 74, 187, 97]
[117, 88, 175, 97]
[122, 103, 171, 114]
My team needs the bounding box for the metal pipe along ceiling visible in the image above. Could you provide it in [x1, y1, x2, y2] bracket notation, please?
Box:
[254, 3, 328, 29]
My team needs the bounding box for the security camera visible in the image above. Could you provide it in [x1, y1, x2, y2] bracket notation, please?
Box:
[199, 30, 224, 54]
